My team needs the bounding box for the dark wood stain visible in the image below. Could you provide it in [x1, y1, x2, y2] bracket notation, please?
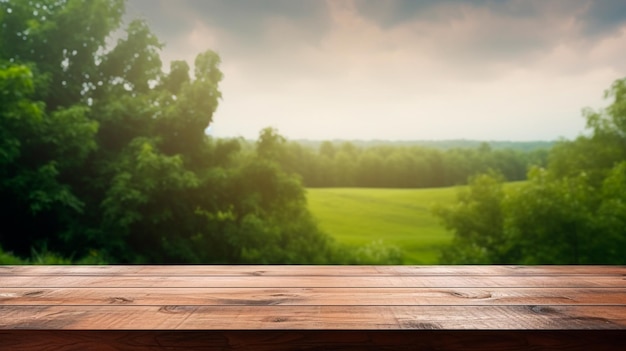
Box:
[400, 321, 442, 329]
[157, 305, 196, 314]
[265, 316, 290, 323]
[22, 290, 44, 297]
[449, 290, 493, 299]
[108, 296, 134, 304]
[530, 305, 559, 314]
[215, 297, 293, 306]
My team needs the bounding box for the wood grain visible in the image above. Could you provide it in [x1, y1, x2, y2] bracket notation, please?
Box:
[3, 274, 625, 288]
[1, 287, 625, 305]
[1, 265, 625, 350]
[1, 305, 626, 329]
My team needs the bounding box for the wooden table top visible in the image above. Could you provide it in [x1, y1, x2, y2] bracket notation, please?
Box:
[2, 265, 626, 350]
[1, 265, 625, 330]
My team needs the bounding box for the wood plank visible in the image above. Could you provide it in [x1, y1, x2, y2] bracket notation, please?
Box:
[1, 266, 625, 350]
[1, 305, 625, 329]
[2, 265, 625, 276]
[3, 274, 625, 288]
[1, 287, 625, 306]
[2, 330, 625, 351]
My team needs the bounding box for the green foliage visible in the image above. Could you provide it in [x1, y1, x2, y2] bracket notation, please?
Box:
[257, 127, 287, 161]
[0, 0, 126, 109]
[594, 162, 626, 262]
[436, 77, 626, 264]
[100, 19, 162, 94]
[273, 140, 547, 188]
[434, 172, 507, 264]
[0, 0, 342, 264]
[0, 245, 107, 265]
[0, 247, 26, 265]
[505, 168, 598, 264]
[0, 61, 95, 255]
[348, 240, 403, 265]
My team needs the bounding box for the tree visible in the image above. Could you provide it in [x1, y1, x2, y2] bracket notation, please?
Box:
[0, 0, 343, 264]
[0, 61, 98, 256]
[435, 77, 626, 264]
[434, 171, 507, 264]
[0, 0, 126, 110]
[504, 168, 597, 264]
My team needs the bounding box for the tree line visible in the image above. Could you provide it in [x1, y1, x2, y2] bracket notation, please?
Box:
[270, 140, 548, 188]
[435, 78, 626, 264]
[0, 0, 402, 264]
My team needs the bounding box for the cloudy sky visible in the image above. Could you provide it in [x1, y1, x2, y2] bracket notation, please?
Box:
[125, 0, 626, 141]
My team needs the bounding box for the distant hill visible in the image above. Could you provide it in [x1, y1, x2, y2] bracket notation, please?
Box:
[292, 139, 555, 151]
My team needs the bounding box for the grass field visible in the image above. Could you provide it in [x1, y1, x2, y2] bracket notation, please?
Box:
[306, 187, 459, 264]
[307, 183, 525, 264]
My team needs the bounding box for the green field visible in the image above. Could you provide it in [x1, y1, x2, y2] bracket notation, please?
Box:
[306, 187, 459, 264]
[307, 183, 525, 264]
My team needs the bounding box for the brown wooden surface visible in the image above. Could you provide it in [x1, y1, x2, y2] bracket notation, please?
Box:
[1, 265, 625, 350]
[4, 274, 626, 288]
[3, 287, 625, 305]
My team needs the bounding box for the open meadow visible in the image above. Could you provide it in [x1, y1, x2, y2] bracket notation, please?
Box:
[307, 187, 457, 264]
[307, 183, 525, 264]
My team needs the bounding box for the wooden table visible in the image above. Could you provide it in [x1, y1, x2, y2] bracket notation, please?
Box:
[1, 265, 625, 350]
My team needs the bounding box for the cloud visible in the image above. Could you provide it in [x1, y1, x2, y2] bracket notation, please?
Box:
[126, 0, 626, 76]
[581, 0, 626, 36]
[124, 0, 626, 140]
[127, 0, 331, 50]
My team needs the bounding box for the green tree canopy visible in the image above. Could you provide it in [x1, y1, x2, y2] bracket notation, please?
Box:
[1, 0, 373, 264]
[436, 77, 626, 264]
